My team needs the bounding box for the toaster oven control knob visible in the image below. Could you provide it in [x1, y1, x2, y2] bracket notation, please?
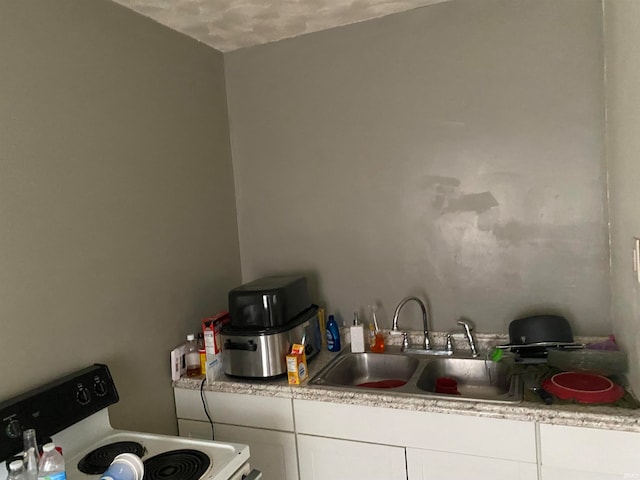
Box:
[5, 419, 23, 439]
[76, 387, 91, 405]
[93, 379, 107, 397]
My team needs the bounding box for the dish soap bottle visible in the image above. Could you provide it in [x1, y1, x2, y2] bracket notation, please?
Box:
[326, 315, 341, 352]
[369, 304, 385, 353]
[350, 312, 365, 353]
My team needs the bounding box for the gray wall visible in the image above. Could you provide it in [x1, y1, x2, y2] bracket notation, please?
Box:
[225, 0, 609, 335]
[605, 0, 640, 395]
[0, 1, 240, 433]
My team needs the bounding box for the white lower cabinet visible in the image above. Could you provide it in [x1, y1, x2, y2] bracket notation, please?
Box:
[297, 435, 406, 480]
[539, 423, 640, 479]
[174, 387, 640, 480]
[174, 389, 299, 480]
[178, 419, 299, 480]
[540, 467, 623, 480]
[406, 448, 537, 480]
[293, 399, 537, 480]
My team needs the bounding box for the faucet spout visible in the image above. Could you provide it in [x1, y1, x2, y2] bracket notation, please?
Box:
[391, 296, 431, 350]
[457, 318, 479, 357]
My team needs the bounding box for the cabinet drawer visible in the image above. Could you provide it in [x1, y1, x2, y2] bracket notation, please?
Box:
[294, 399, 536, 463]
[540, 424, 640, 476]
[174, 388, 294, 431]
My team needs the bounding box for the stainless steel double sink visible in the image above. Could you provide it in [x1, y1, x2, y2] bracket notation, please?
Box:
[309, 348, 523, 403]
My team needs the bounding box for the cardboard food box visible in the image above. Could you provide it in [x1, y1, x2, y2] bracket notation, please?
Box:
[202, 311, 230, 383]
[170, 344, 186, 381]
[287, 343, 308, 385]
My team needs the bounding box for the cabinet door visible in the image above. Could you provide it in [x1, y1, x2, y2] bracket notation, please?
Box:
[178, 419, 299, 480]
[215, 424, 299, 480]
[297, 435, 406, 480]
[540, 466, 624, 480]
[406, 448, 537, 480]
[539, 424, 640, 478]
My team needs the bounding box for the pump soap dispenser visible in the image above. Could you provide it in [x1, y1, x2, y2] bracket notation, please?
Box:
[350, 312, 365, 353]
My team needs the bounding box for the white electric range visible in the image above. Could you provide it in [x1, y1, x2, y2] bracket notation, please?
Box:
[0, 365, 260, 480]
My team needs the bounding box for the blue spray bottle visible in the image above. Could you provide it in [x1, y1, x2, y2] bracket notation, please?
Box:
[326, 315, 341, 352]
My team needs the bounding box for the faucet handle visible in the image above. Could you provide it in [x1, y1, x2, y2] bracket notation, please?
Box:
[445, 333, 453, 352]
[401, 332, 410, 352]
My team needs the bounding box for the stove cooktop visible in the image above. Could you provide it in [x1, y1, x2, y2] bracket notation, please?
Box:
[0, 365, 251, 480]
[61, 430, 248, 480]
[52, 405, 249, 480]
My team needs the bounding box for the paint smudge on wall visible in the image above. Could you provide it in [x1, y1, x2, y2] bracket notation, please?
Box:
[441, 191, 499, 215]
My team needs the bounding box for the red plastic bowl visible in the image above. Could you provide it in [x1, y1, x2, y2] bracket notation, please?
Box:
[435, 377, 460, 395]
[541, 372, 624, 404]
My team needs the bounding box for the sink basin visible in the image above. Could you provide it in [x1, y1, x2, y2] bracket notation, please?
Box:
[416, 357, 516, 400]
[309, 350, 523, 403]
[310, 352, 419, 388]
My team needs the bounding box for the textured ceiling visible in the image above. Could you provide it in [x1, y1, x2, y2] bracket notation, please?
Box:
[111, 0, 450, 52]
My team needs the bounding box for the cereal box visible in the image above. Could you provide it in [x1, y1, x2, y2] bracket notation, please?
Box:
[286, 343, 308, 385]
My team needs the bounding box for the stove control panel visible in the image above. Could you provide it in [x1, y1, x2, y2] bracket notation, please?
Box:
[0, 364, 119, 463]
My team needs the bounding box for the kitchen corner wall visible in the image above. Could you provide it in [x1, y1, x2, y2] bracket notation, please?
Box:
[605, 0, 640, 397]
[225, 0, 609, 335]
[0, 1, 240, 433]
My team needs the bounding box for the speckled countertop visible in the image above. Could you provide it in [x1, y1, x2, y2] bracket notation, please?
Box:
[173, 332, 640, 433]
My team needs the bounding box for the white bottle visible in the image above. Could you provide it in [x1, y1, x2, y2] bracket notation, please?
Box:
[7, 460, 26, 480]
[185, 334, 201, 377]
[350, 312, 365, 353]
[37, 443, 66, 480]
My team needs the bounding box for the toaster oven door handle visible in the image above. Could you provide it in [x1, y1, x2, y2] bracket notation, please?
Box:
[224, 339, 258, 351]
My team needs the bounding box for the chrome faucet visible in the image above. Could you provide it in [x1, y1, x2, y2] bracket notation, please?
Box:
[391, 296, 432, 350]
[457, 318, 479, 357]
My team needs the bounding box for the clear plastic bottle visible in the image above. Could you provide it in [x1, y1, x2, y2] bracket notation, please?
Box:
[23, 448, 39, 480]
[37, 443, 66, 480]
[8, 460, 26, 480]
[23, 428, 39, 480]
[185, 334, 201, 377]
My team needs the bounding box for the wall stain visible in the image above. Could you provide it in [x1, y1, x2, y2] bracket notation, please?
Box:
[441, 191, 499, 215]
[422, 175, 461, 190]
[491, 220, 536, 245]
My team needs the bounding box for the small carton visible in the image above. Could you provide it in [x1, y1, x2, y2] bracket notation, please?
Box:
[202, 311, 230, 382]
[287, 343, 308, 385]
[170, 344, 186, 381]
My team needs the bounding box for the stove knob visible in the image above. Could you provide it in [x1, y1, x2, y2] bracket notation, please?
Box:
[93, 379, 108, 397]
[5, 419, 23, 439]
[76, 387, 91, 405]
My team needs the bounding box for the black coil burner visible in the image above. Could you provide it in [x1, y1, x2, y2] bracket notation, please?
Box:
[143, 449, 210, 480]
[78, 441, 146, 474]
